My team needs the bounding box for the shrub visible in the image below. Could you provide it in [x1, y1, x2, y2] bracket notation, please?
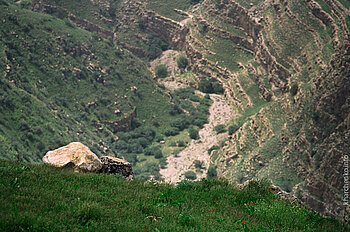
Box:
[154, 151, 163, 159]
[123, 153, 137, 165]
[19, 121, 30, 131]
[198, 78, 213, 93]
[290, 83, 298, 96]
[176, 54, 189, 70]
[189, 94, 200, 102]
[164, 127, 179, 136]
[115, 140, 128, 151]
[212, 82, 224, 94]
[159, 157, 168, 168]
[189, 127, 199, 140]
[19, 0, 32, 9]
[214, 124, 226, 134]
[146, 35, 168, 59]
[174, 87, 195, 99]
[155, 64, 168, 78]
[171, 117, 190, 131]
[198, 78, 224, 94]
[184, 171, 197, 180]
[144, 146, 162, 159]
[138, 19, 147, 31]
[193, 160, 203, 169]
[137, 137, 151, 148]
[127, 141, 143, 153]
[191, 0, 203, 4]
[169, 104, 182, 115]
[155, 135, 164, 142]
[169, 141, 177, 146]
[207, 165, 217, 178]
[228, 124, 240, 135]
[208, 145, 219, 155]
[177, 140, 185, 147]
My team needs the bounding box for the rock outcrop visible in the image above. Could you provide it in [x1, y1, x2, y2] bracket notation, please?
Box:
[99, 156, 134, 180]
[43, 142, 102, 173]
[43, 143, 134, 180]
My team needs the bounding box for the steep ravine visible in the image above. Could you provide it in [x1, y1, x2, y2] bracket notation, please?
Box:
[160, 93, 236, 184]
[28, 0, 350, 221]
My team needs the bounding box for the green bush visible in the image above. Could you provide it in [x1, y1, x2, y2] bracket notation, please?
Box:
[169, 104, 182, 115]
[155, 64, 168, 78]
[177, 140, 186, 147]
[170, 117, 190, 131]
[191, 0, 203, 4]
[176, 54, 189, 70]
[214, 124, 226, 134]
[146, 35, 169, 59]
[169, 141, 177, 146]
[154, 151, 163, 159]
[184, 171, 197, 180]
[144, 146, 162, 158]
[212, 82, 224, 94]
[290, 83, 298, 96]
[193, 160, 203, 169]
[207, 165, 217, 178]
[155, 135, 164, 142]
[127, 139, 143, 153]
[208, 145, 219, 155]
[198, 78, 213, 93]
[19, 0, 32, 9]
[189, 127, 199, 140]
[198, 78, 224, 94]
[164, 127, 180, 136]
[228, 124, 240, 135]
[123, 153, 137, 165]
[159, 157, 168, 168]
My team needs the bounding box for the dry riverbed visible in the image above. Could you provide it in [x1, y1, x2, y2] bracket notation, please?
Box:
[160, 93, 236, 184]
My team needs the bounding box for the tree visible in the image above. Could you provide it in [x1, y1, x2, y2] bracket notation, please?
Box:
[184, 171, 197, 180]
[228, 124, 240, 135]
[164, 127, 179, 136]
[207, 165, 217, 178]
[290, 83, 298, 96]
[198, 78, 224, 94]
[189, 127, 199, 140]
[214, 124, 226, 134]
[155, 64, 168, 78]
[198, 79, 213, 93]
[212, 82, 224, 94]
[191, 0, 203, 4]
[176, 54, 188, 70]
[193, 160, 203, 169]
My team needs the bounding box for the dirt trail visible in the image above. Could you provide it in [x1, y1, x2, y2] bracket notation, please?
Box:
[160, 93, 236, 184]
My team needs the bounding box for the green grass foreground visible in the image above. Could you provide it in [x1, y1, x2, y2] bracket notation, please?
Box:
[0, 160, 347, 232]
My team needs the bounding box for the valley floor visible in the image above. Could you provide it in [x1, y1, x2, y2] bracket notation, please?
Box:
[160, 93, 236, 183]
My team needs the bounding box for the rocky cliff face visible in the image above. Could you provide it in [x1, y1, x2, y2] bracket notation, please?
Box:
[294, 41, 350, 219]
[29, 0, 349, 220]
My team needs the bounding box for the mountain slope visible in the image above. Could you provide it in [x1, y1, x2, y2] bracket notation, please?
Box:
[0, 0, 349, 222]
[0, 2, 177, 162]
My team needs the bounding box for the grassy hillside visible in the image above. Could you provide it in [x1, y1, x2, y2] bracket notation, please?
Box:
[0, 2, 180, 164]
[0, 160, 348, 231]
[0, 1, 214, 181]
[146, 0, 198, 22]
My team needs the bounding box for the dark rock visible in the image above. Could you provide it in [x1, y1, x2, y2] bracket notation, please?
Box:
[99, 156, 134, 180]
